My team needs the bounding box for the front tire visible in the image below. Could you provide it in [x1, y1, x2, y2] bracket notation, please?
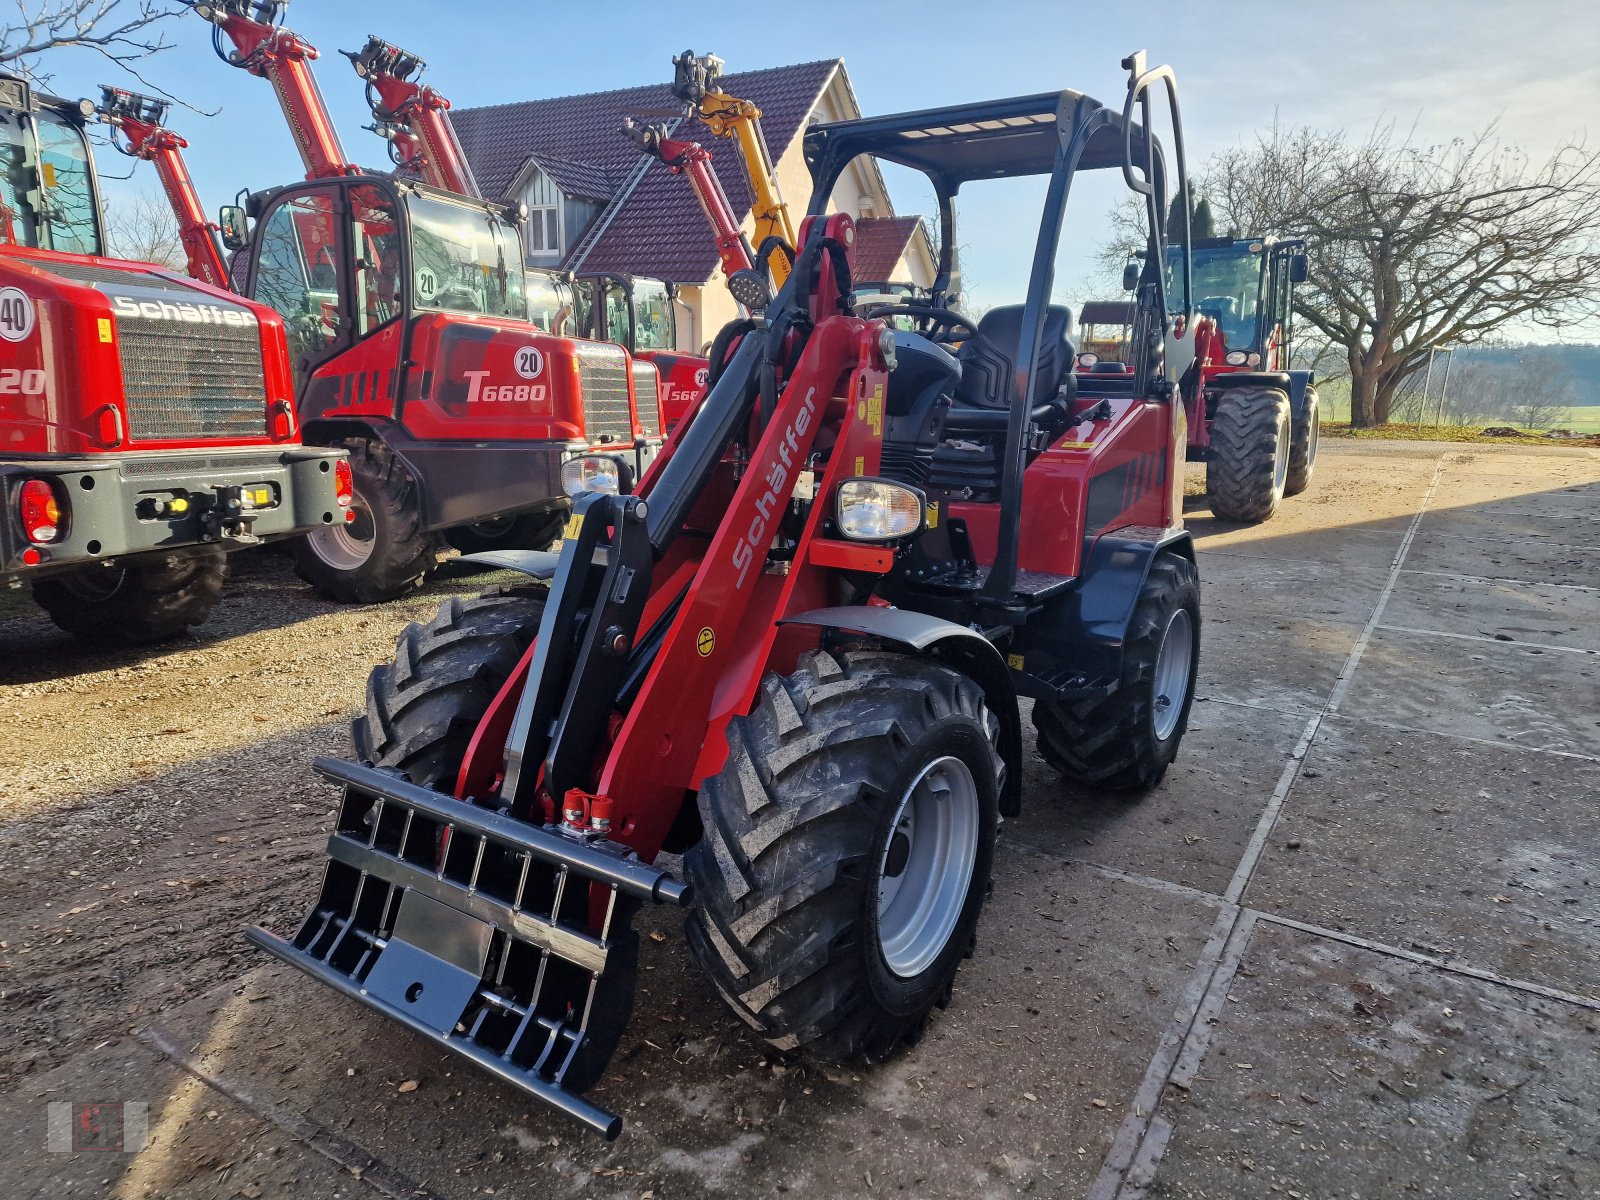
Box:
[685, 650, 1001, 1060]
[32, 550, 227, 645]
[291, 437, 442, 604]
[1206, 387, 1291, 522]
[1284, 386, 1320, 497]
[1033, 552, 1200, 791]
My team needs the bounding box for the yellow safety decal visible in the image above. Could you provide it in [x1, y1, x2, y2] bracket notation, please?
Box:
[856, 400, 866, 421]
[926, 500, 940, 529]
[41, 162, 57, 188]
[854, 455, 865, 476]
[866, 392, 883, 436]
[563, 512, 584, 541]
[1054, 441, 1094, 450]
[97, 318, 113, 343]
[697, 627, 716, 657]
[1007, 654, 1025, 670]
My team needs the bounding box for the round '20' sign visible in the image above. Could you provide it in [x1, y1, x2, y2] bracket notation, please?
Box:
[0, 287, 36, 343]
[514, 346, 544, 380]
[693, 366, 709, 388]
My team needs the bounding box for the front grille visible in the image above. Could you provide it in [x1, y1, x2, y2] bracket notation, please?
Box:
[630, 359, 662, 439]
[574, 341, 634, 445]
[117, 316, 268, 442]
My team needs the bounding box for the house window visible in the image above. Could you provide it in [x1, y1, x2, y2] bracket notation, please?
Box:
[526, 203, 560, 254]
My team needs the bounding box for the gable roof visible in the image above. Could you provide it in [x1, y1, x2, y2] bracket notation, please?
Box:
[522, 153, 616, 202]
[451, 59, 842, 282]
[852, 216, 924, 281]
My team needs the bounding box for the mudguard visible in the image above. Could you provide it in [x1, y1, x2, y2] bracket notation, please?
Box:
[1209, 369, 1316, 417]
[1011, 526, 1195, 704]
[779, 606, 1024, 817]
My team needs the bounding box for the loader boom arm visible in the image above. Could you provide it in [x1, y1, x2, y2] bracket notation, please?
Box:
[670, 52, 796, 288]
[624, 120, 755, 280]
[99, 87, 230, 287]
[187, 0, 355, 180]
[344, 36, 480, 198]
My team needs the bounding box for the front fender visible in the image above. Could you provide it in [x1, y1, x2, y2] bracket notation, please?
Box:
[779, 606, 1024, 817]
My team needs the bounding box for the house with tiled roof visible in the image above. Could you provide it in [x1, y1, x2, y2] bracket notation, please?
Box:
[450, 59, 935, 351]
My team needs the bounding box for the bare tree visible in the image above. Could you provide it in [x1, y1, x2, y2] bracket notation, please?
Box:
[1207, 123, 1600, 426]
[1, 1, 185, 86]
[105, 190, 180, 267]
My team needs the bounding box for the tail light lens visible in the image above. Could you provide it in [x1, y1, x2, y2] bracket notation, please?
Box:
[19, 479, 64, 543]
[334, 459, 354, 508]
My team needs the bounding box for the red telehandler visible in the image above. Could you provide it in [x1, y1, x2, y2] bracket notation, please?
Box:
[0, 75, 349, 643]
[247, 53, 1201, 1139]
[343, 34, 710, 435]
[180, 0, 664, 596]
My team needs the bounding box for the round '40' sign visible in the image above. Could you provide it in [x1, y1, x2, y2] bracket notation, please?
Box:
[514, 346, 544, 380]
[0, 287, 37, 342]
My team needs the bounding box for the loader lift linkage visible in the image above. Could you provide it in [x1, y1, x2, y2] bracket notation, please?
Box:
[248, 52, 1204, 1143]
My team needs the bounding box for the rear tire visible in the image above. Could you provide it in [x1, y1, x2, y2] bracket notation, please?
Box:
[32, 550, 227, 644]
[685, 650, 1001, 1061]
[1206, 387, 1290, 522]
[1284, 386, 1320, 497]
[1033, 552, 1200, 791]
[291, 437, 442, 604]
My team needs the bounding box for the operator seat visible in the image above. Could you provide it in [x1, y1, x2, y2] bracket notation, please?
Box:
[951, 304, 1076, 415]
[930, 304, 1076, 500]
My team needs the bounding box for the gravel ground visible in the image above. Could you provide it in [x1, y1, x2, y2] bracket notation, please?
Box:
[2, 442, 1597, 1199]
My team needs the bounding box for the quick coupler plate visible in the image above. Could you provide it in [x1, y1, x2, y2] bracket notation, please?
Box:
[245, 757, 690, 1139]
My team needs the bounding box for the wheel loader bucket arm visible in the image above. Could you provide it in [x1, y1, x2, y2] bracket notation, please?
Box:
[344, 35, 482, 198]
[184, 0, 355, 181]
[97, 86, 230, 287]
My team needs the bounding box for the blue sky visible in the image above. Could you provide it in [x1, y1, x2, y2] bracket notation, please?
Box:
[30, 0, 1600, 325]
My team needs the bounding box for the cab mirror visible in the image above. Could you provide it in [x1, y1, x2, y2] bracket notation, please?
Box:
[1122, 260, 1141, 291]
[218, 205, 249, 252]
[1289, 252, 1309, 284]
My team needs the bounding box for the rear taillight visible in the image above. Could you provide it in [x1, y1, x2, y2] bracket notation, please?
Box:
[19, 479, 63, 543]
[334, 459, 354, 508]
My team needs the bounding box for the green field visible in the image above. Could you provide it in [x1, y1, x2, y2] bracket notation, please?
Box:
[1313, 378, 1600, 437]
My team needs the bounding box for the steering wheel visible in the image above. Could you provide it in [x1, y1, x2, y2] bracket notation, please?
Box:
[864, 304, 980, 346]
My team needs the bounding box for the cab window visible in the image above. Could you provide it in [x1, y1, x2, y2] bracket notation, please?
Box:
[350, 186, 403, 336]
[603, 279, 630, 345]
[408, 194, 527, 320]
[0, 106, 101, 255]
[251, 191, 343, 374]
[525, 269, 571, 333]
[633, 279, 675, 350]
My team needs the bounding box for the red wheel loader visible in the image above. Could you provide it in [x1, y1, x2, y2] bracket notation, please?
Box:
[0, 76, 349, 644]
[179, 1, 665, 599]
[247, 53, 1201, 1140]
[1161, 236, 1318, 521]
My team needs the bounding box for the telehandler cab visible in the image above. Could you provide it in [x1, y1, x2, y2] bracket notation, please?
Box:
[247, 53, 1201, 1140]
[182, 1, 665, 596]
[0, 76, 348, 643]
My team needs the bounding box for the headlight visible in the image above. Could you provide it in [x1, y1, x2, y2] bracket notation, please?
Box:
[561, 455, 625, 497]
[1077, 351, 1100, 368]
[835, 478, 925, 541]
[1224, 350, 1248, 366]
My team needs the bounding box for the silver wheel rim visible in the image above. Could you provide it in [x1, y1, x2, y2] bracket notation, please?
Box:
[305, 503, 376, 570]
[62, 568, 127, 603]
[1273, 415, 1291, 493]
[876, 754, 980, 978]
[1152, 607, 1194, 742]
